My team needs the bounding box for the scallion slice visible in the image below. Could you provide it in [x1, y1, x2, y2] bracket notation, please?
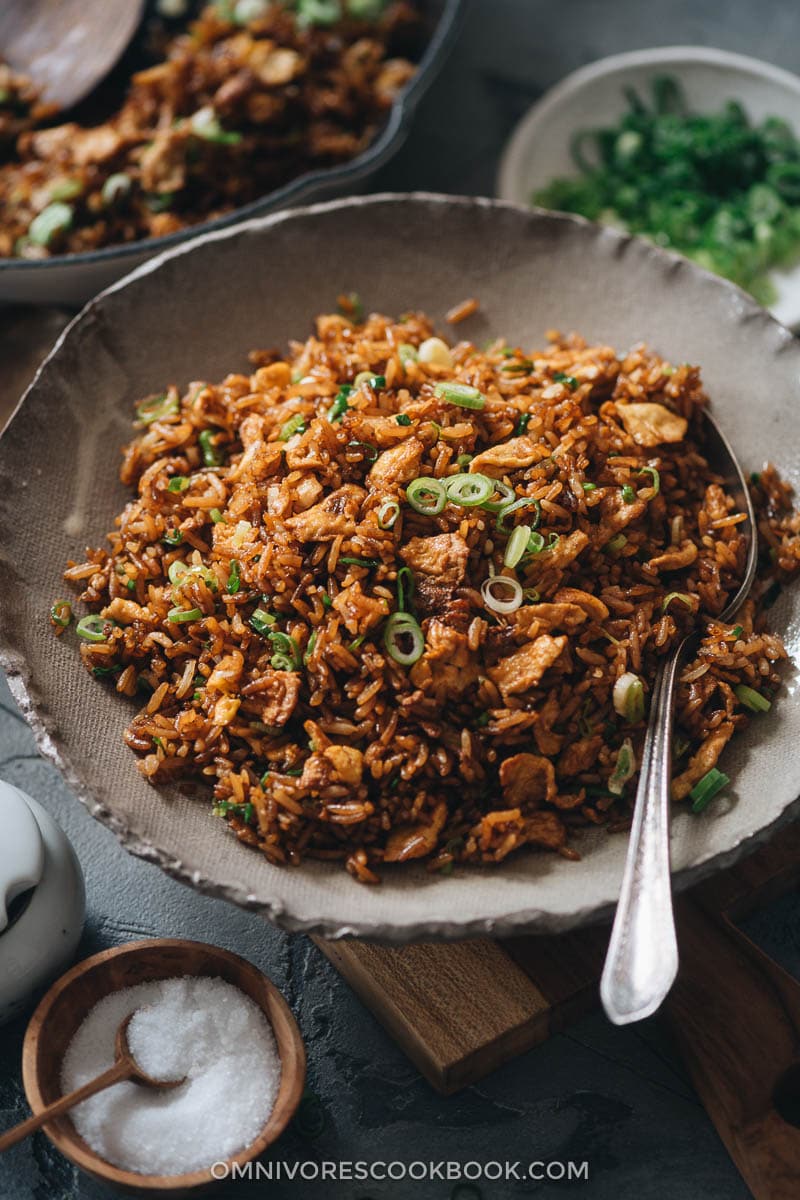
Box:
[621, 484, 637, 504]
[29, 202, 73, 247]
[199, 429, 223, 467]
[167, 475, 190, 493]
[734, 684, 771, 713]
[250, 608, 276, 635]
[327, 385, 353, 422]
[605, 533, 628, 554]
[136, 391, 179, 424]
[279, 413, 305, 441]
[377, 498, 400, 530]
[662, 591, 695, 613]
[168, 606, 202, 623]
[398, 343, 418, 366]
[515, 413, 531, 436]
[406, 476, 446, 515]
[50, 599, 72, 627]
[504, 523, 532, 569]
[76, 614, 111, 642]
[445, 472, 493, 507]
[481, 576, 523, 614]
[608, 737, 636, 795]
[526, 530, 545, 554]
[395, 413, 412, 426]
[482, 480, 516, 514]
[396, 566, 415, 613]
[495, 496, 542, 532]
[268, 630, 301, 669]
[613, 672, 646, 722]
[210, 508, 225, 524]
[190, 105, 243, 144]
[227, 560, 241, 594]
[383, 612, 424, 666]
[637, 465, 661, 494]
[102, 172, 132, 206]
[433, 381, 486, 410]
[690, 767, 730, 813]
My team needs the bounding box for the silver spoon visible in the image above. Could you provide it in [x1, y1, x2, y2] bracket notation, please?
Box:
[600, 410, 758, 1025]
[0, 0, 145, 112]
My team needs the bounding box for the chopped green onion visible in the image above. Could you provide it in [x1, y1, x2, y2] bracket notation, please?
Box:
[210, 507, 225, 524]
[434, 381, 486, 410]
[328, 386, 353, 422]
[227, 560, 241, 594]
[162, 528, 183, 546]
[502, 359, 534, 375]
[304, 630, 317, 665]
[515, 413, 531, 436]
[606, 533, 628, 554]
[348, 633, 366, 652]
[29, 202, 73, 247]
[457, 454, 473, 466]
[504, 523, 532, 569]
[167, 475, 190, 493]
[523, 587, 540, 602]
[636, 465, 661, 494]
[613, 672, 646, 722]
[621, 484, 637, 504]
[553, 371, 579, 391]
[50, 599, 72, 627]
[199, 429, 223, 466]
[445, 472, 494, 507]
[481, 479, 516, 514]
[495, 496, 542, 532]
[102, 172, 132, 206]
[338, 292, 364, 323]
[250, 608, 276, 635]
[76, 614, 111, 642]
[190, 105, 243, 144]
[377, 498, 400, 530]
[168, 606, 202, 623]
[340, 556, 380, 567]
[91, 665, 119, 678]
[396, 566, 415, 613]
[730, 624, 744, 639]
[395, 413, 412, 426]
[268, 631, 301, 669]
[136, 391, 179, 424]
[406, 476, 446, 516]
[481, 575, 523, 614]
[168, 560, 188, 585]
[608, 736, 636, 795]
[355, 372, 385, 389]
[346, 439, 378, 464]
[398, 343, 418, 366]
[690, 767, 730, 813]
[582, 482, 597, 493]
[50, 178, 83, 202]
[144, 191, 175, 213]
[321, 592, 333, 609]
[735, 684, 771, 713]
[383, 611, 424, 666]
[546, 532, 561, 550]
[662, 591, 695, 613]
[526, 530, 545, 553]
[279, 413, 305, 441]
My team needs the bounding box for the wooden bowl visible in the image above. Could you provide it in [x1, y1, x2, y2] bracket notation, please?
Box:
[21, 938, 306, 1195]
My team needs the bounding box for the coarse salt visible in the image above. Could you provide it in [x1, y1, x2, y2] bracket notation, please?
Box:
[61, 975, 280, 1176]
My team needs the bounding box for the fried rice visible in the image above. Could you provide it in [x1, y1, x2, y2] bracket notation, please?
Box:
[0, 1, 422, 259]
[55, 306, 800, 882]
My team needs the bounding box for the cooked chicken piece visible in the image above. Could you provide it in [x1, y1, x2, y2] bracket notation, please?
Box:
[648, 539, 699, 571]
[524, 810, 568, 850]
[500, 752, 557, 808]
[286, 484, 365, 542]
[350, 414, 416, 447]
[542, 529, 589, 571]
[488, 634, 567, 697]
[250, 44, 303, 86]
[399, 532, 470, 583]
[206, 651, 245, 694]
[471, 807, 566, 856]
[384, 801, 448, 863]
[596, 493, 647, 542]
[368, 438, 424, 489]
[332, 581, 389, 636]
[672, 722, 734, 800]
[243, 670, 300, 727]
[704, 483, 730, 523]
[227, 437, 283, 483]
[533, 691, 565, 756]
[516, 602, 588, 635]
[140, 129, 188, 193]
[468, 434, 543, 476]
[617, 402, 688, 447]
[28, 122, 124, 165]
[301, 743, 364, 791]
[410, 619, 479, 698]
[100, 597, 152, 624]
[211, 695, 241, 726]
[559, 735, 603, 776]
[553, 587, 610, 622]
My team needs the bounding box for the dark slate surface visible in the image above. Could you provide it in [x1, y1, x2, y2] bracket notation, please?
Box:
[4, 1, 800, 1196]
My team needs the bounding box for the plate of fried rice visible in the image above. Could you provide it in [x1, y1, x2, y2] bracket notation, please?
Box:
[1, 193, 800, 939]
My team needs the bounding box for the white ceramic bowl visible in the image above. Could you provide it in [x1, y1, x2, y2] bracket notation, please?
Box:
[497, 47, 800, 329]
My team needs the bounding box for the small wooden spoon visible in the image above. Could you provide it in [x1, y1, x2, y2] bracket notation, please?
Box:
[0, 0, 146, 111]
[0, 1012, 186, 1153]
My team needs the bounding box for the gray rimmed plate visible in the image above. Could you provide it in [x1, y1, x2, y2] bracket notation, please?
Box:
[1, 193, 799, 941]
[0, 0, 464, 307]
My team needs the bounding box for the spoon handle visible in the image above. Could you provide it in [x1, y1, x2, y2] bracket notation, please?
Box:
[0, 1058, 131, 1153]
[600, 637, 693, 1024]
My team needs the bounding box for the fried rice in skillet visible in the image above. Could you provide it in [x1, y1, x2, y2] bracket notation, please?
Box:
[54, 305, 800, 882]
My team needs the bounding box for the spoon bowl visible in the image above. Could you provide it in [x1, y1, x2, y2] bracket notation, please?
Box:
[116, 1012, 187, 1091]
[0, 0, 145, 111]
[20, 938, 306, 1194]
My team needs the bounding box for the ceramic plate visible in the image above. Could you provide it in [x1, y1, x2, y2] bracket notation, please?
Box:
[1, 194, 799, 941]
[0, 0, 464, 307]
[497, 47, 800, 329]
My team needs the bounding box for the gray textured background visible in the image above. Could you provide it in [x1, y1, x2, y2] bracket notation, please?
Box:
[4, 1, 800, 1196]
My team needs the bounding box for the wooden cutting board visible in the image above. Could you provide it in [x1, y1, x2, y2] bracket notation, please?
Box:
[314, 821, 800, 1200]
